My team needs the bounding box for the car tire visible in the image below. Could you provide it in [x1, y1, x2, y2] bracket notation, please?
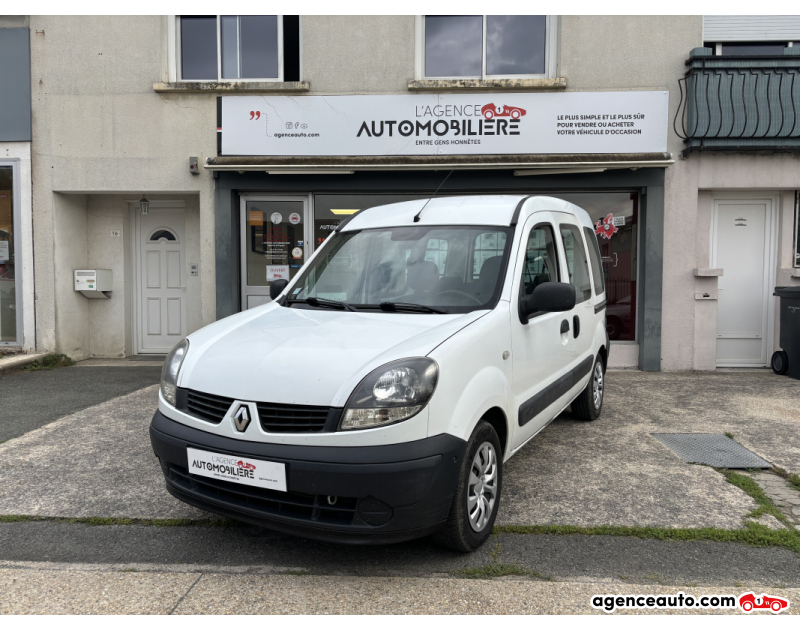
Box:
[606, 316, 623, 340]
[771, 350, 789, 375]
[572, 354, 605, 421]
[433, 421, 502, 552]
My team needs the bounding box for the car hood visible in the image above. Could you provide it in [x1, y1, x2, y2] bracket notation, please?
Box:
[178, 304, 486, 407]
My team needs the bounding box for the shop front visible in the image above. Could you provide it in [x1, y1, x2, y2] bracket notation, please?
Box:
[209, 92, 671, 370]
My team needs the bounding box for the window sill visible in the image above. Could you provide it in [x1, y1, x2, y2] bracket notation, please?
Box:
[153, 81, 310, 94]
[407, 78, 567, 91]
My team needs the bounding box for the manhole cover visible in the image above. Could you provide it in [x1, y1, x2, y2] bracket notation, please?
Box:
[651, 433, 771, 469]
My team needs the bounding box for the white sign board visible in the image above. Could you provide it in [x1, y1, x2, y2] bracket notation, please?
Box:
[266, 265, 289, 281]
[221, 92, 669, 157]
[187, 448, 287, 492]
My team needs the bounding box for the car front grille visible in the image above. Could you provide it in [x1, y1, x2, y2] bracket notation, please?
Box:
[166, 463, 358, 525]
[256, 402, 330, 433]
[184, 389, 234, 424]
[177, 388, 338, 433]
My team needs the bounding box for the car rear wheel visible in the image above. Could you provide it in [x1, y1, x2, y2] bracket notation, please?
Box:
[511, 109, 521, 119]
[742, 601, 753, 612]
[484, 110, 494, 119]
[433, 421, 502, 552]
[771, 601, 782, 612]
[572, 354, 604, 421]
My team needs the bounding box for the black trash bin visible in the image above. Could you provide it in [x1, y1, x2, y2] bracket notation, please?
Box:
[772, 286, 800, 379]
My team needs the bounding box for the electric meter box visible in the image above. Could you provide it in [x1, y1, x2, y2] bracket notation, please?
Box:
[74, 269, 113, 298]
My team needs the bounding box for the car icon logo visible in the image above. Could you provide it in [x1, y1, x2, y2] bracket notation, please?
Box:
[232, 405, 251, 432]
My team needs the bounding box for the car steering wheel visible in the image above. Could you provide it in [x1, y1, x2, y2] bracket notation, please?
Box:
[438, 290, 483, 306]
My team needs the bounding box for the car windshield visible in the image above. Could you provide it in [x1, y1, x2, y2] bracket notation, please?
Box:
[287, 225, 514, 313]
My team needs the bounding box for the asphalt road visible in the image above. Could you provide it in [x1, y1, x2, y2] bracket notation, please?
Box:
[1, 522, 798, 587]
[0, 366, 161, 442]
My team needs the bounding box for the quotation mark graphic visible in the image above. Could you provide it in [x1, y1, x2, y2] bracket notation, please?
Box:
[249, 111, 261, 120]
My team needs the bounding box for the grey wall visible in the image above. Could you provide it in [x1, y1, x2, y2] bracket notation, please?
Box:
[0, 27, 31, 141]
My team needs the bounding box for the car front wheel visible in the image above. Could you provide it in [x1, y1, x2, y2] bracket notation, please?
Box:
[433, 421, 502, 552]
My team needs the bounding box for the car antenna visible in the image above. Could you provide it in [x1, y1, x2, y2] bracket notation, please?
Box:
[413, 169, 454, 223]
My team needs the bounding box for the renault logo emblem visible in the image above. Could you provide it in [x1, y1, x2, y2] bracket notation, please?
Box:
[232, 405, 251, 432]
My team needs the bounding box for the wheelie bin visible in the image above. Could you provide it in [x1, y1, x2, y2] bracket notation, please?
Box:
[771, 286, 800, 380]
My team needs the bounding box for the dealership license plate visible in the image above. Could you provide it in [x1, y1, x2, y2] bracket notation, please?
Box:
[186, 447, 287, 492]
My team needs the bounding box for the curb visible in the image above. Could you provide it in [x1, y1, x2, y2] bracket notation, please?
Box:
[0, 353, 47, 375]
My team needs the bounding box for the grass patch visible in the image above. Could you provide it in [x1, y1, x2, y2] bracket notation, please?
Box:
[718, 468, 790, 526]
[492, 523, 800, 554]
[0, 515, 241, 527]
[23, 353, 76, 372]
[772, 466, 800, 492]
[724, 432, 735, 440]
[453, 564, 552, 581]
[282, 569, 311, 576]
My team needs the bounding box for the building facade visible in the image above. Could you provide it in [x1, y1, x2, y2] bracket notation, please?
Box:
[22, 15, 800, 370]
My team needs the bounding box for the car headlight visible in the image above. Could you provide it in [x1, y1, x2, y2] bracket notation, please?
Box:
[340, 358, 438, 430]
[160, 339, 189, 407]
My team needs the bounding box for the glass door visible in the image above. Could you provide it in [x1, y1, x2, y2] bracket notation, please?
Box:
[240, 196, 311, 310]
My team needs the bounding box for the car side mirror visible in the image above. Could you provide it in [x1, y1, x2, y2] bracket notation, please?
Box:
[520, 282, 576, 323]
[270, 279, 289, 300]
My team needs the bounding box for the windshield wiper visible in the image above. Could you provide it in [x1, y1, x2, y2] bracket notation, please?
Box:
[379, 302, 448, 314]
[287, 297, 356, 312]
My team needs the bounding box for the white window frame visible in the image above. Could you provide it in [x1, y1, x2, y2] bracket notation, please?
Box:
[170, 15, 285, 83]
[415, 15, 558, 80]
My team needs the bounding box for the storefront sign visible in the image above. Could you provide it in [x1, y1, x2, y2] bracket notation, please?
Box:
[247, 210, 262, 226]
[220, 92, 669, 157]
[266, 265, 289, 281]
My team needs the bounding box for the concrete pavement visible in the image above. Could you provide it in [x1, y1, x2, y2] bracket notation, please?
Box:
[1, 564, 797, 614]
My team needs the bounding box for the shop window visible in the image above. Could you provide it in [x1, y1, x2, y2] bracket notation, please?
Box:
[421, 15, 555, 78]
[559, 225, 593, 304]
[0, 166, 16, 343]
[178, 15, 300, 82]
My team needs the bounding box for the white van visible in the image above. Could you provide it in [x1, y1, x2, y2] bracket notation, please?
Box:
[150, 195, 609, 551]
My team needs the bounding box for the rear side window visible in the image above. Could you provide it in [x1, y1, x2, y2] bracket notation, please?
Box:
[559, 225, 593, 303]
[583, 227, 606, 296]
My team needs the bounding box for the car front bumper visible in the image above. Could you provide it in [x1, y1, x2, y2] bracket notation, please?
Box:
[150, 410, 467, 544]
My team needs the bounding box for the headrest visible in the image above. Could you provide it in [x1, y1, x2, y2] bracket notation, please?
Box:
[406, 260, 439, 294]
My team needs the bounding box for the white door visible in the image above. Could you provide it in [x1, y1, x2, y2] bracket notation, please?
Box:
[137, 212, 187, 353]
[510, 213, 573, 449]
[712, 198, 775, 367]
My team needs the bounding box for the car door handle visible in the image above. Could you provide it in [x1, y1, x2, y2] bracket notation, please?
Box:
[560, 319, 570, 334]
[573, 315, 580, 338]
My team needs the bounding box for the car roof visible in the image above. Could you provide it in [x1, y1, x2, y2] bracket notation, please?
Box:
[340, 195, 593, 231]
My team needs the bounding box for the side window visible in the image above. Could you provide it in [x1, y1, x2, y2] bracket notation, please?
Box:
[521, 225, 559, 296]
[583, 227, 606, 296]
[559, 225, 593, 303]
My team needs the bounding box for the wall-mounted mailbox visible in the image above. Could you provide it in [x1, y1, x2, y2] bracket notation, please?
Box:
[74, 269, 112, 299]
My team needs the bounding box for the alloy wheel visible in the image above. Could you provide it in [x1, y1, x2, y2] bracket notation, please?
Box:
[467, 442, 498, 532]
[592, 361, 604, 410]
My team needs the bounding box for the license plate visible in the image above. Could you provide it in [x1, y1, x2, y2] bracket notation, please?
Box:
[186, 447, 287, 492]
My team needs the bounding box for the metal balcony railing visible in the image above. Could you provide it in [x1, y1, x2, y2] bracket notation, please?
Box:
[674, 47, 800, 155]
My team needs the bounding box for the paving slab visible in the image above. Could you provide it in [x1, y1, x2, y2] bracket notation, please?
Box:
[0, 567, 198, 615]
[0, 371, 798, 531]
